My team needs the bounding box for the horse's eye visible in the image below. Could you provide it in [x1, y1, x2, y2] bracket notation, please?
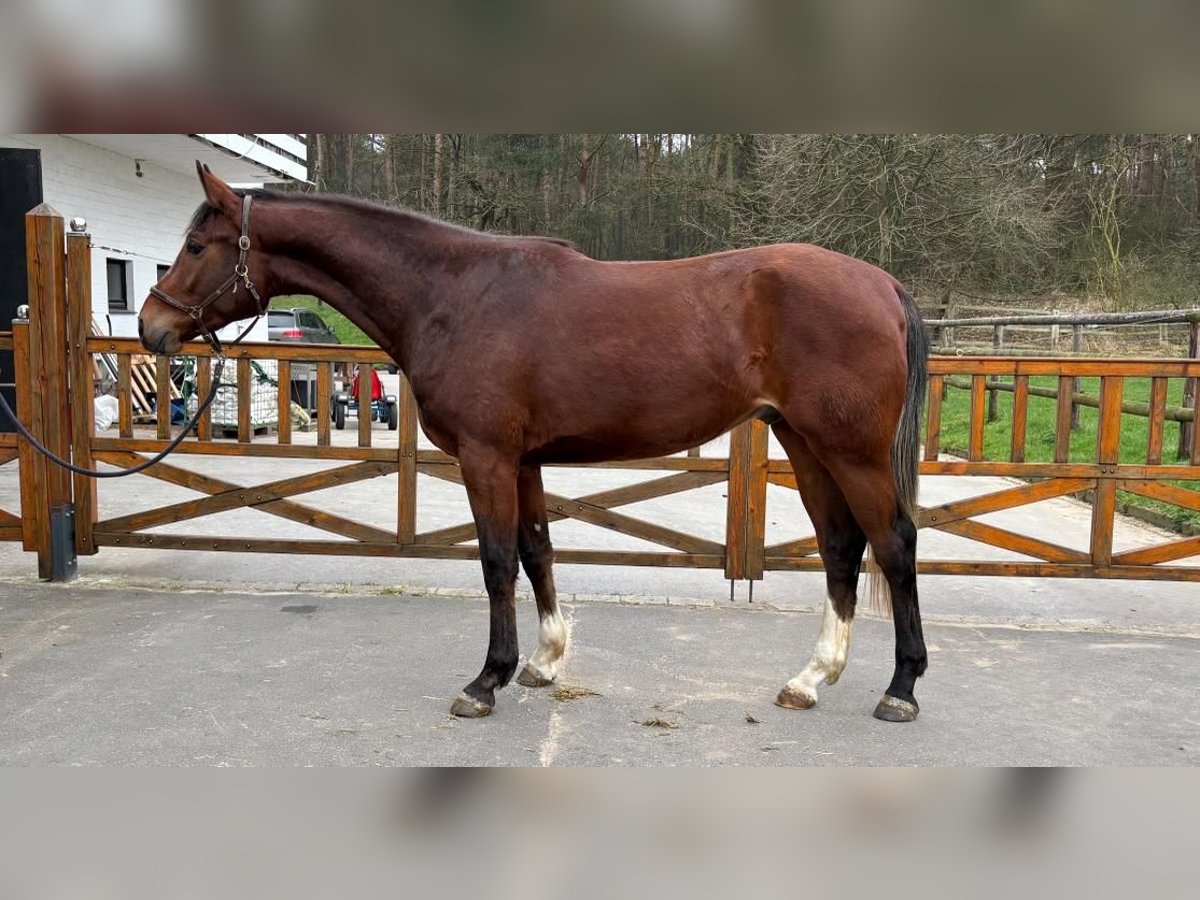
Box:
[186, 242, 203, 256]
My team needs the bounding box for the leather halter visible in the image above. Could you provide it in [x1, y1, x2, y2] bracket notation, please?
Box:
[149, 194, 266, 355]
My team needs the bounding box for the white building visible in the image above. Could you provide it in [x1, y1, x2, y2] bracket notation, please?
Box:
[0, 134, 307, 341]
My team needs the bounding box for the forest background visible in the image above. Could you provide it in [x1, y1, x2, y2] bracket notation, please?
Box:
[299, 134, 1200, 315]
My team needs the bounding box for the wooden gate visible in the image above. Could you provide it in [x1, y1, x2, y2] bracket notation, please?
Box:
[8, 205, 1200, 584]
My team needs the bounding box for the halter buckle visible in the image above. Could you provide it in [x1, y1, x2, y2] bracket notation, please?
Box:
[238, 235, 251, 252]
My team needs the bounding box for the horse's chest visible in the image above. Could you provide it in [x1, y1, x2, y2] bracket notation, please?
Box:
[407, 390, 460, 456]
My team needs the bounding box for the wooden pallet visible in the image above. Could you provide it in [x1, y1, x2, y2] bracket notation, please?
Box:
[91, 320, 180, 421]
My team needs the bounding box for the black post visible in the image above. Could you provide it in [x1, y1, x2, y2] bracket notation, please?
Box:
[0, 149, 43, 430]
[50, 504, 78, 582]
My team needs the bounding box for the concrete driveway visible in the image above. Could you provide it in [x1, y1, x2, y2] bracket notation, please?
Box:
[0, 584, 1196, 765]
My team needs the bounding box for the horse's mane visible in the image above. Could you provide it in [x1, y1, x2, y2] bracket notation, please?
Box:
[186, 189, 577, 251]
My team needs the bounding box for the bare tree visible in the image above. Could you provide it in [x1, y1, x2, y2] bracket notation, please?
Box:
[384, 134, 398, 206]
[729, 134, 1063, 292]
[577, 134, 607, 205]
[310, 133, 329, 191]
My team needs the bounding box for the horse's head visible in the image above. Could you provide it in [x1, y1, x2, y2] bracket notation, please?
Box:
[139, 162, 272, 355]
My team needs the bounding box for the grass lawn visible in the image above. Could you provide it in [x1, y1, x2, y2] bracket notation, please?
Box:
[269, 295, 377, 346]
[933, 374, 1200, 532]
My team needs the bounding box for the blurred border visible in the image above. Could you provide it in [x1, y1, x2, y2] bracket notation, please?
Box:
[4, 0, 1198, 131]
[1, 769, 1197, 900]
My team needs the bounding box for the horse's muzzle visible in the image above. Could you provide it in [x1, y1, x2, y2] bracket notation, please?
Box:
[138, 314, 179, 356]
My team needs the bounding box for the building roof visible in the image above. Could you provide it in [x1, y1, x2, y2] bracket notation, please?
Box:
[62, 134, 308, 183]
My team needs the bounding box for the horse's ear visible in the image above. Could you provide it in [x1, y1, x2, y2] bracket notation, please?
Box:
[195, 161, 239, 220]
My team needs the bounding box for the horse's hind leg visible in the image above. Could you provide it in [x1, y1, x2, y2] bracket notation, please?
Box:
[819, 452, 926, 722]
[514, 465, 567, 687]
[771, 425, 868, 711]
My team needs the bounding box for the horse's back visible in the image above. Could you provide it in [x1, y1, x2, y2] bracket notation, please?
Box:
[569, 242, 909, 387]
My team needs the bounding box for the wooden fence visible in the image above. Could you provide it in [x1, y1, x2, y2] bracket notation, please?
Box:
[67, 344, 1200, 584]
[916, 358, 1199, 580]
[4, 205, 1200, 584]
[925, 305, 1200, 452]
[0, 333, 21, 545]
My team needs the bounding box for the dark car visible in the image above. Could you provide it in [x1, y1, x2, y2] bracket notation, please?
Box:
[268, 308, 340, 344]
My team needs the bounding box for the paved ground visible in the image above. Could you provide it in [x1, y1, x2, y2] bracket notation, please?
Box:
[1, 412, 1198, 764]
[1, 584, 1196, 765]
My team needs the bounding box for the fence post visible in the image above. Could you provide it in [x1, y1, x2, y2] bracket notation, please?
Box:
[66, 228, 97, 556]
[1178, 320, 1199, 462]
[1090, 377, 1124, 568]
[930, 290, 949, 349]
[357, 360, 372, 448]
[987, 325, 1004, 422]
[724, 420, 768, 587]
[25, 203, 75, 580]
[1071, 325, 1083, 430]
[396, 375, 418, 545]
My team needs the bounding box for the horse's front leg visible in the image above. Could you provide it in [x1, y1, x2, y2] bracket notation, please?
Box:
[450, 450, 521, 718]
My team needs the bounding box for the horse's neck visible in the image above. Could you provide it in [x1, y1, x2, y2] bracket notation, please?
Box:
[265, 202, 456, 370]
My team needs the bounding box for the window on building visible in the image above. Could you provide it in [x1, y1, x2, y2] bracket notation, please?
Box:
[107, 259, 132, 312]
[157, 264, 170, 281]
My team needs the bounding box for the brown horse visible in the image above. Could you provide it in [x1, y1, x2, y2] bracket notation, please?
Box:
[140, 164, 929, 722]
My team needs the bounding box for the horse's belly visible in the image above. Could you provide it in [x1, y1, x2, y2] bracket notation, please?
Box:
[523, 404, 768, 465]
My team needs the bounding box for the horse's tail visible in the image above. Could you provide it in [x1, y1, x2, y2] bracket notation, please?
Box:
[892, 287, 928, 526]
[865, 286, 929, 617]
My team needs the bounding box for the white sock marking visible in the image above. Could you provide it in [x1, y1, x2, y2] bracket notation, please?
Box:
[536, 607, 574, 767]
[783, 595, 853, 703]
[527, 606, 567, 677]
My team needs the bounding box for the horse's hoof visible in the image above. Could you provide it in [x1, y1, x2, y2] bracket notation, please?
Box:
[774, 685, 817, 710]
[873, 695, 919, 722]
[450, 693, 493, 718]
[516, 663, 556, 687]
